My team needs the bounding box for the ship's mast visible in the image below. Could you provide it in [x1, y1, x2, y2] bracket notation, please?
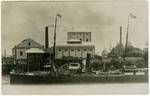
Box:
[124, 13, 136, 58]
[124, 15, 130, 58]
[52, 14, 61, 76]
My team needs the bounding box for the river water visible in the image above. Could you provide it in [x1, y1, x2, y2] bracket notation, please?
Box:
[2, 75, 148, 95]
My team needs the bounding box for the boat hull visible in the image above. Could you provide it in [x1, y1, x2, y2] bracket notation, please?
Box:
[10, 73, 148, 84]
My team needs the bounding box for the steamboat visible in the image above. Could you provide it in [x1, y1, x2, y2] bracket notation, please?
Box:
[9, 14, 148, 84]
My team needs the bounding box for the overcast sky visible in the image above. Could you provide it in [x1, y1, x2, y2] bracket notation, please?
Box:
[1, 1, 148, 56]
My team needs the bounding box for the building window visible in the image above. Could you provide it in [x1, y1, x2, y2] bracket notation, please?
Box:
[28, 42, 30, 46]
[20, 51, 23, 56]
[80, 38, 82, 41]
[71, 49, 74, 51]
[84, 49, 87, 51]
[59, 49, 61, 52]
[90, 49, 93, 51]
[65, 49, 68, 51]
[86, 39, 88, 42]
[78, 49, 80, 51]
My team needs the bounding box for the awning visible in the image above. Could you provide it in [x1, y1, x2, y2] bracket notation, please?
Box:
[26, 48, 44, 53]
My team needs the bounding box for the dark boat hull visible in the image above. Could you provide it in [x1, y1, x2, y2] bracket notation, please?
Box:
[10, 73, 148, 84]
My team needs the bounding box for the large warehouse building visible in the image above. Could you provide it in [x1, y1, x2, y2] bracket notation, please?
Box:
[52, 31, 95, 59]
[55, 43, 95, 59]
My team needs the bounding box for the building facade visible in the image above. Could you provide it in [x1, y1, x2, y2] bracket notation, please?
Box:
[67, 32, 91, 42]
[55, 44, 95, 59]
[12, 38, 44, 64]
[51, 32, 95, 60]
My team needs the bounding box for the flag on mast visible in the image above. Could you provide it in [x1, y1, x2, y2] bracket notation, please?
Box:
[129, 13, 136, 19]
[57, 13, 62, 18]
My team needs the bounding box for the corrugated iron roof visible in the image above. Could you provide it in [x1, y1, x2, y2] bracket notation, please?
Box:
[14, 38, 43, 48]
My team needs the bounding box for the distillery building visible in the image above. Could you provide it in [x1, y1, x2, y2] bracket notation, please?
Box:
[12, 38, 44, 64]
[53, 32, 95, 60]
[55, 41, 95, 59]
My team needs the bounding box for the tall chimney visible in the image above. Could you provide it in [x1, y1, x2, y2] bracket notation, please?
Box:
[120, 26, 122, 45]
[45, 26, 49, 49]
[4, 49, 6, 57]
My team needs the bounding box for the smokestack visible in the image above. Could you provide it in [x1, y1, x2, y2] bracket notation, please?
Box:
[4, 49, 6, 57]
[45, 26, 49, 49]
[120, 26, 122, 45]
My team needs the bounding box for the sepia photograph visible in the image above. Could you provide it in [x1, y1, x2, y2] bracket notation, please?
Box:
[1, 0, 148, 95]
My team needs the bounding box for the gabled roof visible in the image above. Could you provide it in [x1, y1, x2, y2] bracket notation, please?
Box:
[26, 48, 44, 53]
[14, 38, 43, 48]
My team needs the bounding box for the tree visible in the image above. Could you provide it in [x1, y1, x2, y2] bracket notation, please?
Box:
[143, 48, 148, 67]
[108, 42, 143, 57]
[126, 48, 143, 57]
[101, 49, 108, 57]
[108, 43, 124, 57]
